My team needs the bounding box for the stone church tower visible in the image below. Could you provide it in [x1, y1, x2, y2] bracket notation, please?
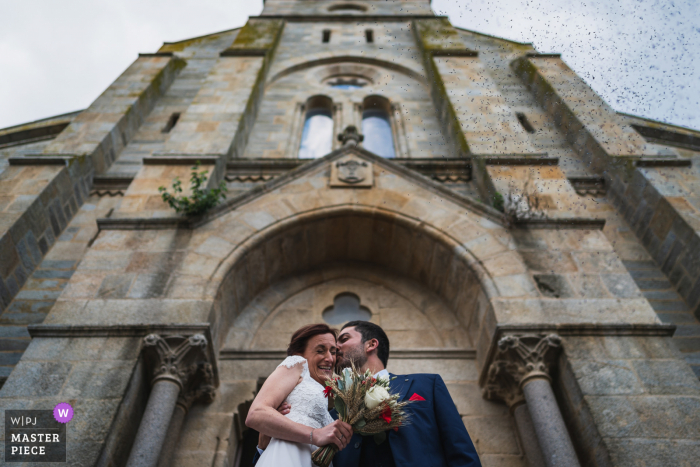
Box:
[1, 1, 700, 465]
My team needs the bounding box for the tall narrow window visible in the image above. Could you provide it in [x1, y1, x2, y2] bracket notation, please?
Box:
[298, 96, 334, 159]
[322, 30, 331, 43]
[161, 113, 180, 133]
[516, 112, 536, 133]
[362, 96, 395, 158]
[365, 29, 374, 43]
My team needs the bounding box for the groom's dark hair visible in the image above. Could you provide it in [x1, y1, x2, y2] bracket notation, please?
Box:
[342, 321, 390, 367]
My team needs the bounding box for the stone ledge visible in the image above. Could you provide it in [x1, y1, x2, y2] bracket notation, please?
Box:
[92, 174, 134, 191]
[220, 48, 268, 57]
[27, 323, 219, 385]
[27, 323, 212, 337]
[219, 348, 476, 360]
[431, 49, 479, 57]
[481, 155, 558, 166]
[256, 15, 442, 22]
[138, 52, 174, 57]
[478, 323, 677, 385]
[8, 155, 73, 166]
[635, 158, 692, 167]
[96, 217, 189, 230]
[96, 147, 507, 230]
[513, 218, 606, 230]
[144, 154, 221, 165]
[526, 53, 562, 58]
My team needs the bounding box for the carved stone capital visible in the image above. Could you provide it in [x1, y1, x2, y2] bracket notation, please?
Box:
[142, 334, 211, 391]
[483, 334, 562, 409]
[176, 362, 217, 412]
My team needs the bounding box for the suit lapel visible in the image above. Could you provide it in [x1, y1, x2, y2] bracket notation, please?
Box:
[390, 373, 414, 403]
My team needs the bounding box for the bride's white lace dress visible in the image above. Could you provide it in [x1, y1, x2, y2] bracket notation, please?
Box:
[256, 355, 335, 467]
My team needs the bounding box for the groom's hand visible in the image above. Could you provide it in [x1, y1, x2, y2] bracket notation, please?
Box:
[257, 401, 293, 450]
[277, 402, 291, 415]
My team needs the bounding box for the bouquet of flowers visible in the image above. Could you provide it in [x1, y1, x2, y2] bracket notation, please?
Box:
[311, 366, 412, 467]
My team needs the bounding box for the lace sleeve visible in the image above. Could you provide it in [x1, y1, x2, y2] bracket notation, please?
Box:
[278, 355, 308, 370]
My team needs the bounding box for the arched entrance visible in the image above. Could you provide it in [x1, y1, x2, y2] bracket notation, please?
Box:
[169, 198, 527, 466]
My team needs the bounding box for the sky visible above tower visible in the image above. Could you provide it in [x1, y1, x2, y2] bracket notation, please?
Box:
[0, 0, 696, 131]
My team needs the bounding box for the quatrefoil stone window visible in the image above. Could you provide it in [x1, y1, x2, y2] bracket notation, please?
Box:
[322, 292, 371, 325]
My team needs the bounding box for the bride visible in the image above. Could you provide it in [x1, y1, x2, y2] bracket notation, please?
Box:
[246, 324, 353, 467]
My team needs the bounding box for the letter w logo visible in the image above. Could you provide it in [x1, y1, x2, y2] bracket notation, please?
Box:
[58, 409, 69, 418]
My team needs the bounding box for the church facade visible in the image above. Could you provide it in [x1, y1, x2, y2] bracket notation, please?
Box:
[1, 1, 700, 466]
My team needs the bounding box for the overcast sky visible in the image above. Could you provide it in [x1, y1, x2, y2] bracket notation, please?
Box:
[1, 0, 697, 131]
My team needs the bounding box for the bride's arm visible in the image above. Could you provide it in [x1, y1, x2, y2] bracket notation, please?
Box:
[246, 363, 352, 449]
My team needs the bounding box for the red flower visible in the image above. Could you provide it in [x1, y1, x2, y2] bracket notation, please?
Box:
[323, 386, 333, 398]
[380, 406, 392, 424]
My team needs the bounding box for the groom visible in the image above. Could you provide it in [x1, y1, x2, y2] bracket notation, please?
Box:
[331, 321, 481, 467]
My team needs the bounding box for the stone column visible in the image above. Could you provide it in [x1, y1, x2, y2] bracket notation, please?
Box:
[126, 334, 215, 467]
[484, 334, 579, 467]
[157, 362, 216, 467]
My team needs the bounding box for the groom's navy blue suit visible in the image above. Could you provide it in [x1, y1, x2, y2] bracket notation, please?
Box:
[331, 373, 480, 467]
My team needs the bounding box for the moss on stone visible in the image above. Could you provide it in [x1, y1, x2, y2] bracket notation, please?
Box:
[416, 18, 462, 51]
[230, 19, 284, 50]
[413, 20, 471, 156]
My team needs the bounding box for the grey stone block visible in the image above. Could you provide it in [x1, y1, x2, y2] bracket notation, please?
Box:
[569, 360, 644, 395]
[0, 311, 48, 325]
[97, 274, 135, 299]
[602, 274, 642, 298]
[127, 273, 170, 299]
[21, 337, 141, 362]
[15, 289, 62, 300]
[0, 339, 29, 351]
[635, 279, 673, 290]
[656, 312, 697, 324]
[40, 260, 76, 270]
[675, 324, 700, 337]
[15, 238, 35, 271]
[631, 360, 700, 395]
[649, 300, 689, 312]
[0, 361, 72, 397]
[0, 352, 22, 366]
[0, 326, 30, 338]
[32, 269, 74, 279]
[70, 399, 122, 442]
[61, 361, 135, 399]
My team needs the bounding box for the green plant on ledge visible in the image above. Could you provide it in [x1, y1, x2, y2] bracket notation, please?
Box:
[158, 161, 227, 216]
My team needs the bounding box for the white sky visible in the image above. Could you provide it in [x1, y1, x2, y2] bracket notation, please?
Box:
[0, 0, 697, 131]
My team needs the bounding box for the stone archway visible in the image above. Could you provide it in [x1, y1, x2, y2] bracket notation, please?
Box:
[163, 148, 535, 466]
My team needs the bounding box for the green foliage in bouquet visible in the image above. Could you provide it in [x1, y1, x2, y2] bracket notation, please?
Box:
[312, 365, 412, 467]
[158, 161, 227, 216]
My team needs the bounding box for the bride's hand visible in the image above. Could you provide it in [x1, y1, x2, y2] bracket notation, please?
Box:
[313, 420, 353, 450]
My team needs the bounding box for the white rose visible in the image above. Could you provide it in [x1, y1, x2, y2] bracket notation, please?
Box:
[364, 385, 391, 410]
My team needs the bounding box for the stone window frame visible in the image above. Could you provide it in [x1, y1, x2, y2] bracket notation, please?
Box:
[286, 95, 343, 158]
[354, 95, 410, 158]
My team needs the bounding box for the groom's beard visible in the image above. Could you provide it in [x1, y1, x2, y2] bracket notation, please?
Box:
[336, 344, 367, 371]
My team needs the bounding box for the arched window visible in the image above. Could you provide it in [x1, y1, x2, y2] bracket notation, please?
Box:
[298, 96, 334, 159]
[362, 96, 395, 158]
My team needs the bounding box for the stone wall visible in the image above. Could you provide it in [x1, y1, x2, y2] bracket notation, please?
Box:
[0, 161, 91, 313]
[558, 335, 700, 466]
